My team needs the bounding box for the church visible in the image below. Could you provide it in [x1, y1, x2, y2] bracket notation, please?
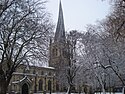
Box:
[8, 1, 90, 94]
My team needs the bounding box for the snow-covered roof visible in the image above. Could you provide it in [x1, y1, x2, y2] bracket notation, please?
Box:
[13, 72, 36, 76]
[20, 63, 55, 69]
[42, 66, 55, 69]
[12, 76, 32, 84]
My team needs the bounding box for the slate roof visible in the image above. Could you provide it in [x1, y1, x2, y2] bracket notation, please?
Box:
[54, 1, 66, 43]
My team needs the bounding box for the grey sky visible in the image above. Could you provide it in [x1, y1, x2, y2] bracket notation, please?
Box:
[46, 0, 111, 31]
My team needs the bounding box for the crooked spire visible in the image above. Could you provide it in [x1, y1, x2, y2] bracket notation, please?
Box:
[54, 1, 66, 43]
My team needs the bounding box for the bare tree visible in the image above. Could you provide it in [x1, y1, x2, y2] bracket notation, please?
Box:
[54, 30, 81, 93]
[0, 0, 53, 93]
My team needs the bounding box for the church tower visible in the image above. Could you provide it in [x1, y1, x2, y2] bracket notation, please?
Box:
[49, 1, 69, 70]
[54, 1, 66, 43]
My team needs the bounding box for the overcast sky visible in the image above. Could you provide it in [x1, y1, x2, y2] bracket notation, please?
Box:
[46, 0, 111, 32]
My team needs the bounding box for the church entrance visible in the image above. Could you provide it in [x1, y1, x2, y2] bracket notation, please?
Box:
[22, 83, 29, 94]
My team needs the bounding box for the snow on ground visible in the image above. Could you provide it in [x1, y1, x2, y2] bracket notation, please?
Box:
[94, 92, 122, 94]
[34, 93, 122, 94]
[34, 92, 85, 94]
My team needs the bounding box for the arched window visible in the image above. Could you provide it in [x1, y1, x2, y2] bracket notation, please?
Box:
[48, 80, 51, 91]
[48, 72, 51, 76]
[23, 69, 25, 73]
[41, 71, 44, 75]
[33, 70, 36, 74]
[55, 49, 58, 56]
[56, 83, 59, 91]
[38, 79, 43, 91]
[52, 49, 55, 56]
[52, 48, 59, 57]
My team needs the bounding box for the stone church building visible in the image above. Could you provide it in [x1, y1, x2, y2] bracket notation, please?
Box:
[8, 1, 90, 94]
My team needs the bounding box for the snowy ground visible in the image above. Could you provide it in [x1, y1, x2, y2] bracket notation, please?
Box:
[34, 93, 122, 94]
[94, 92, 122, 94]
[34, 92, 85, 94]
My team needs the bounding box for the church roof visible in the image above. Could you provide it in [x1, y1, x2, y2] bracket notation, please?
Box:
[54, 1, 66, 43]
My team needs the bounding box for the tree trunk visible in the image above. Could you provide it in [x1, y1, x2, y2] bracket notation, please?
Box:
[0, 76, 8, 94]
[69, 85, 71, 94]
[67, 84, 74, 94]
[67, 86, 70, 94]
[0, 68, 10, 94]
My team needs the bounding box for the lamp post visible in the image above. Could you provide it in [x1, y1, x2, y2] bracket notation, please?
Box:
[44, 73, 47, 94]
[108, 74, 111, 94]
[53, 73, 55, 92]
[8, 83, 11, 93]
[49, 80, 52, 94]
[34, 72, 38, 93]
